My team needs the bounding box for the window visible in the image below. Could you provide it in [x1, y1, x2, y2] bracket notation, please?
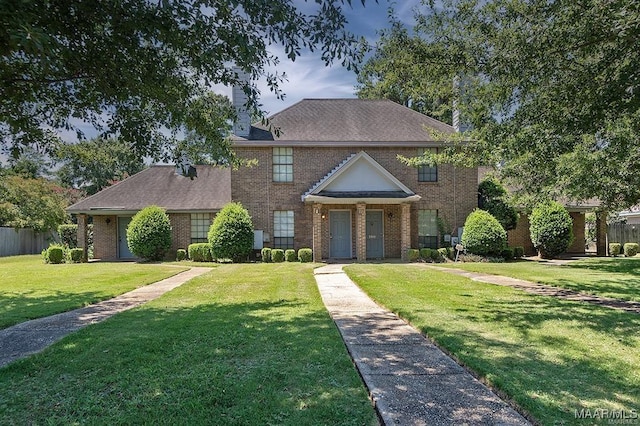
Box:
[418, 148, 438, 182]
[418, 209, 439, 249]
[273, 210, 294, 249]
[191, 213, 212, 243]
[273, 147, 293, 182]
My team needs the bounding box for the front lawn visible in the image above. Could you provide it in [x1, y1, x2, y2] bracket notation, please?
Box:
[0, 263, 377, 425]
[345, 264, 640, 425]
[438, 257, 640, 302]
[0, 255, 188, 329]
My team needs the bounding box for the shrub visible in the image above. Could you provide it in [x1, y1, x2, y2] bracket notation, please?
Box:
[127, 205, 172, 261]
[208, 202, 254, 263]
[261, 247, 272, 263]
[176, 249, 187, 261]
[298, 248, 312, 263]
[513, 246, 525, 258]
[624, 243, 639, 257]
[437, 248, 450, 261]
[58, 224, 78, 248]
[529, 201, 573, 259]
[430, 249, 444, 263]
[419, 248, 432, 261]
[272, 249, 285, 262]
[43, 244, 65, 264]
[407, 249, 420, 262]
[478, 178, 519, 231]
[461, 209, 507, 256]
[501, 247, 514, 261]
[188, 243, 213, 262]
[285, 249, 297, 262]
[609, 243, 621, 257]
[457, 253, 486, 263]
[69, 248, 84, 263]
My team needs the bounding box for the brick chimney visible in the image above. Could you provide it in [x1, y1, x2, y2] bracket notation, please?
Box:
[232, 67, 251, 138]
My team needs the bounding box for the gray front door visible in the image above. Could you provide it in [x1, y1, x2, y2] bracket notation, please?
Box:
[330, 211, 351, 258]
[117, 217, 134, 259]
[366, 211, 384, 259]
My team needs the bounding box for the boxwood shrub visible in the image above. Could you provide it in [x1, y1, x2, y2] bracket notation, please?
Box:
[127, 205, 172, 261]
[176, 249, 187, 261]
[188, 243, 213, 262]
[208, 202, 254, 263]
[407, 248, 420, 262]
[69, 248, 84, 263]
[298, 248, 312, 263]
[261, 247, 272, 263]
[419, 248, 432, 261]
[501, 247, 514, 261]
[609, 243, 621, 257]
[58, 224, 78, 248]
[624, 243, 639, 257]
[272, 249, 285, 262]
[461, 209, 507, 256]
[430, 249, 444, 263]
[43, 244, 65, 264]
[513, 246, 525, 258]
[529, 201, 573, 259]
[285, 249, 297, 262]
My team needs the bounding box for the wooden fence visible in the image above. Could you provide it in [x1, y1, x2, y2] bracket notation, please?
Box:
[0, 227, 57, 257]
[607, 223, 640, 246]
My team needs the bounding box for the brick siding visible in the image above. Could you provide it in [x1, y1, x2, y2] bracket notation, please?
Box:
[92, 215, 117, 259]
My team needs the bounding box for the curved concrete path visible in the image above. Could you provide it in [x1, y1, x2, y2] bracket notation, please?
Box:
[0, 266, 211, 368]
[314, 264, 530, 426]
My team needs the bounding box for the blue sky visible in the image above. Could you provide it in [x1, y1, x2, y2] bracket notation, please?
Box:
[218, 0, 422, 115]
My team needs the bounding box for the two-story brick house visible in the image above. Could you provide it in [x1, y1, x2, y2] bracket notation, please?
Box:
[68, 97, 478, 261]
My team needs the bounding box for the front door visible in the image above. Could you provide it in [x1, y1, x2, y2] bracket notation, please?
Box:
[117, 217, 134, 259]
[330, 211, 351, 258]
[366, 211, 384, 259]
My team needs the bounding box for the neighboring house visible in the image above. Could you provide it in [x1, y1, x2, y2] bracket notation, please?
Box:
[67, 166, 230, 259]
[618, 205, 640, 224]
[68, 98, 478, 261]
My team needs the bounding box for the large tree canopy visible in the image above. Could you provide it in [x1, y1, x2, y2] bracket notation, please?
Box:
[384, 0, 640, 209]
[1, 0, 368, 164]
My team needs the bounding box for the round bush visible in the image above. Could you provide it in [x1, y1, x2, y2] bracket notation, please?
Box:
[45, 244, 65, 264]
[69, 247, 84, 263]
[609, 243, 622, 257]
[271, 249, 285, 262]
[298, 248, 312, 263]
[461, 209, 507, 256]
[419, 248, 432, 260]
[285, 249, 297, 262]
[127, 205, 172, 261]
[513, 246, 525, 258]
[176, 249, 187, 261]
[208, 202, 254, 263]
[261, 247, 272, 263]
[529, 201, 573, 259]
[407, 248, 420, 262]
[624, 243, 639, 257]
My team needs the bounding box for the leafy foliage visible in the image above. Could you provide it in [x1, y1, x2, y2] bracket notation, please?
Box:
[624, 243, 639, 257]
[43, 244, 65, 264]
[461, 209, 507, 256]
[285, 249, 297, 262]
[529, 201, 573, 259]
[126, 206, 172, 261]
[271, 249, 285, 263]
[1, 0, 368, 165]
[188, 243, 214, 262]
[58, 224, 78, 248]
[478, 178, 518, 231]
[68, 248, 84, 263]
[176, 249, 187, 262]
[513, 246, 525, 258]
[297, 248, 313, 263]
[407, 248, 420, 262]
[208, 203, 253, 263]
[0, 175, 67, 232]
[261, 247, 272, 263]
[609, 243, 622, 257]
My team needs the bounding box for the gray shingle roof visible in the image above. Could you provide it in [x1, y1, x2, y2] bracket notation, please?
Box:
[67, 165, 231, 214]
[233, 99, 455, 142]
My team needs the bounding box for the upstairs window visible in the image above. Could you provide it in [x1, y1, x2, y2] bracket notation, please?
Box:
[273, 147, 293, 182]
[191, 213, 213, 243]
[273, 210, 294, 249]
[418, 148, 438, 182]
[418, 209, 439, 249]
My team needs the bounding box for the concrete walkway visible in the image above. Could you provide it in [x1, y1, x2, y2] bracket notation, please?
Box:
[424, 265, 640, 314]
[314, 264, 530, 426]
[0, 266, 211, 368]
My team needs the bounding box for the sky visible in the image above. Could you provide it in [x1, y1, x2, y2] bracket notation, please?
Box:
[217, 0, 422, 115]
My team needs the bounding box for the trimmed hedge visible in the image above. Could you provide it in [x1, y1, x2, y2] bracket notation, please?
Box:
[188, 243, 213, 262]
[461, 209, 507, 256]
[529, 201, 573, 259]
[407, 249, 420, 262]
[176, 249, 187, 261]
[609, 243, 621, 257]
[261, 247, 272, 263]
[624, 243, 639, 257]
[127, 205, 172, 261]
[208, 202, 254, 263]
[513, 246, 525, 258]
[43, 244, 65, 264]
[501, 247, 514, 261]
[285, 249, 297, 262]
[58, 224, 78, 248]
[430, 249, 444, 262]
[298, 248, 312, 263]
[272, 249, 285, 263]
[69, 248, 84, 263]
[419, 248, 432, 260]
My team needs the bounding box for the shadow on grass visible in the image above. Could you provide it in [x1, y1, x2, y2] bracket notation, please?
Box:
[0, 299, 376, 425]
[564, 257, 640, 275]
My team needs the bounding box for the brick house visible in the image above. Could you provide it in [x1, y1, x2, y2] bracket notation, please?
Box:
[68, 98, 478, 261]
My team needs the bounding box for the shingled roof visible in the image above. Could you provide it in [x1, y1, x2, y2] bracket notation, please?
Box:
[232, 99, 455, 142]
[67, 165, 231, 215]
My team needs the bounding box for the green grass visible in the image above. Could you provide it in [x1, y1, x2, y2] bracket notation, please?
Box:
[0, 255, 188, 329]
[0, 263, 377, 425]
[438, 257, 640, 302]
[345, 264, 640, 425]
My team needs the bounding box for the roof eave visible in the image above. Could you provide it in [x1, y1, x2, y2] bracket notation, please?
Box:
[303, 194, 421, 204]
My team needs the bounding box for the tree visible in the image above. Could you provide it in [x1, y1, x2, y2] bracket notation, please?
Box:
[126, 206, 172, 261]
[0, 175, 68, 232]
[460, 209, 507, 256]
[393, 0, 640, 210]
[1, 0, 369, 165]
[478, 178, 518, 231]
[54, 137, 145, 195]
[208, 202, 254, 263]
[356, 17, 452, 123]
[529, 201, 573, 259]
